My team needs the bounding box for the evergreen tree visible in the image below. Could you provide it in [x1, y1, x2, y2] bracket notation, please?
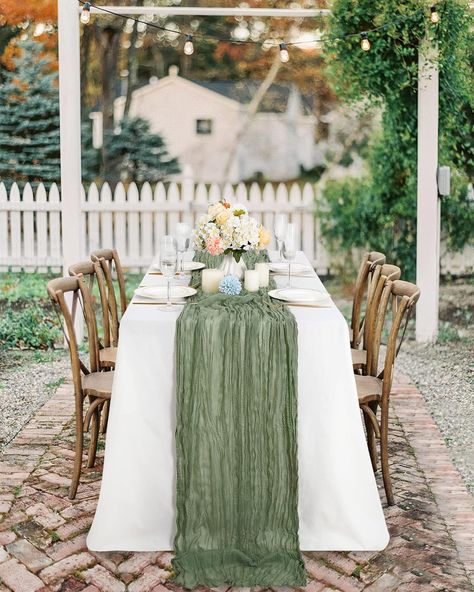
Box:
[0, 41, 60, 185]
[105, 117, 180, 184]
[81, 116, 180, 184]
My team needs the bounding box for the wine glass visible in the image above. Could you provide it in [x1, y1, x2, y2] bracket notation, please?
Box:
[175, 223, 191, 278]
[274, 214, 288, 262]
[160, 236, 177, 311]
[282, 223, 298, 288]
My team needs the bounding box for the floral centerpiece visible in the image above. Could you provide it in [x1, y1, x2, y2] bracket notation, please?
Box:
[194, 201, 271, 278]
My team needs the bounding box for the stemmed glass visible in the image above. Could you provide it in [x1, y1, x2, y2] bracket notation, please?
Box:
[282, 223, 298, 288]
[160, 236, 177, 312]
[274, 214, 288, 262]
[175, 222, 191, 278]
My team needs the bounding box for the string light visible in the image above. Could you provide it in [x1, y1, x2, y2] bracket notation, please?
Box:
[360, 32, 371, 51]
[77, 1, 429, 55]
[279, 42, 290, 63]
[430, 5, 439, 23]
[80, 2, 91, 24]
[184, 34, 194, 56]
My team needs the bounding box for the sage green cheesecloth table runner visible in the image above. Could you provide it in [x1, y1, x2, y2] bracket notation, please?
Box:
[171, 251, 306, 587]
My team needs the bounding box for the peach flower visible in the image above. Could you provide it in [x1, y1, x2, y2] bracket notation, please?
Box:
[206, 236, 225, 256]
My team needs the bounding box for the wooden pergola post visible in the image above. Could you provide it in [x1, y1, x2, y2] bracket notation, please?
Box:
[416, 39, 440, 342]
[58, 0, 83, 338]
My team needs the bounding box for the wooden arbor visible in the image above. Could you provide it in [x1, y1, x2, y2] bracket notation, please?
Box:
[57, 1, 441, 342]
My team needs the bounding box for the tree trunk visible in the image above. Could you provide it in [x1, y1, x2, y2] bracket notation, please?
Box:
[223, 53, 282, 179]
[80, 23, 94, 115]
[123, 0, 144, 118]
[100, 26, 121, 176]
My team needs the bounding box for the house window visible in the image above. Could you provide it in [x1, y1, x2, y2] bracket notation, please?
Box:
[196, 119, 213, 135]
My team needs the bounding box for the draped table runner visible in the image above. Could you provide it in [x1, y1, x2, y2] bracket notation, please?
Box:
[87, 250, 389, 557]
[172, 252, 305, 586]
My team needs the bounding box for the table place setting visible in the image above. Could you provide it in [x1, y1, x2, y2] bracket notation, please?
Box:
[87, 201, 389, 587]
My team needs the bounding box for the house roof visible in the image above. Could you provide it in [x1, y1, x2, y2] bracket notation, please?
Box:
[193, 80, 311, 114]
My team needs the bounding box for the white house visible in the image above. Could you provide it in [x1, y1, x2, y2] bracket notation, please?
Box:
[114, 68, 317, 183]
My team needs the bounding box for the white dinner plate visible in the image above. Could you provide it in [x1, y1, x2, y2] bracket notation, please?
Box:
[151, 261, 205, 272]
[268, 262, 313, 275]
[268, 288, 329, 304]
[134, 286, 197, 301]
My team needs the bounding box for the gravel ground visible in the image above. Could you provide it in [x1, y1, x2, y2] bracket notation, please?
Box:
[0, 349, 70, 452]
[396, 340, 474, 494]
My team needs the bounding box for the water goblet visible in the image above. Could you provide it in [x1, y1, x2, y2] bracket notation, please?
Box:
[282, 223, 298, 288]
[274, 214, 288, 262]
[160, 238, 177, 312]
[175, 223, 191, 278]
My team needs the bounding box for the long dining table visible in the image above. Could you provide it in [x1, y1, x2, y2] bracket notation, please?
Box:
[87, 250, 389, 552]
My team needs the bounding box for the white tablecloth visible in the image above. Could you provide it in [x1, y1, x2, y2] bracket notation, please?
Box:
[87, 251, 389, 551]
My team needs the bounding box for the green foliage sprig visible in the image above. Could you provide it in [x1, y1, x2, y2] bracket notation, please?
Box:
[320, 0, 474, 278]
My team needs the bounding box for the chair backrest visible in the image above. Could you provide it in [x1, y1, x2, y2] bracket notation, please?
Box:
[374, 280, 420, 402]
[363, 264, 401, 373]
[90, 249, 126, 345]
[46, 276, 100, 400]
[69, 261, 112, 349]
[351, 251, 386, 348]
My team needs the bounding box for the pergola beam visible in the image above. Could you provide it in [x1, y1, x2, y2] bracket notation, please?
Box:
[87, 6, 330, 17]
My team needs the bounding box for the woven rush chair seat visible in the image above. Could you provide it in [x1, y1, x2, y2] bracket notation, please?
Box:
[355, 374, 382, 402]
[351, 349, 367, 367]
[82, 371, 114, 398]
[99, 347, 118, 366]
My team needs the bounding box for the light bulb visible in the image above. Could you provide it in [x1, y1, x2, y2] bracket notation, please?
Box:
[184, 34, 194, 56]
[430, 5, 439, 23]
[80, 2, 91, 24]
[279, 42, 290, 63]
[360, 32, 370, 51]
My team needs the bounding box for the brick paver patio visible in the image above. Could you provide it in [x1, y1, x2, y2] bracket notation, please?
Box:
[1, 375, 473, 592]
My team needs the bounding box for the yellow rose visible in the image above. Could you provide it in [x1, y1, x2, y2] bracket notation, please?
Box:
[216, 210, 232, 225]
[258, 225, 271, 248]
[208, 202, 226, 221]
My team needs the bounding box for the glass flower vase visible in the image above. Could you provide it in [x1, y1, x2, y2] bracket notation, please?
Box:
[219, 252, 247, 279]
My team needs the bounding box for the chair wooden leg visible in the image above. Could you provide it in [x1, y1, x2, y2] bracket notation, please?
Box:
[363, 405, 378, 472]
[380, 401, 394, 505]
[69, 414, 84, 500]
[101, 400, 110, 435]
[87, 406, 100, 469]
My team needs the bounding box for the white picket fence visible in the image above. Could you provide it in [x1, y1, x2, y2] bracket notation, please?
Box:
[0, 180, 330, 273]
[1, 180, 473, 275]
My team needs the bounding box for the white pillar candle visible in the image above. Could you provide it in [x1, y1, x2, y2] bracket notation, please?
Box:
[202, 269, 224, 294]
[244, 270, 260, 292]
[255, 262, 270, 288]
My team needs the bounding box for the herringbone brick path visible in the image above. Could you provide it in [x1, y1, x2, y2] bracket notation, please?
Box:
[0, 376, 473, 592]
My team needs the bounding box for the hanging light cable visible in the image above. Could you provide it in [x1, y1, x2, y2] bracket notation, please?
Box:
[184, 34, 194, 56]
[279, 42, 290, 63]
[360, 32, 370, 51]
[80, 1, 91, 24]
[430, 5, 439, 23]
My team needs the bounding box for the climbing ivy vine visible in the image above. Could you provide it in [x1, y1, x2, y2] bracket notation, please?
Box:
[319, 0, 473, 278]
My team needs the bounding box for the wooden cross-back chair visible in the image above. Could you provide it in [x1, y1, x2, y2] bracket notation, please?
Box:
[350, 251, 386, 349]
[47, 276, 114, 499]
[351, 263, 401, 372]
[68, 261, 117, 369]
[90, 249, 127, 350]
[355, 279, 420, 505]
